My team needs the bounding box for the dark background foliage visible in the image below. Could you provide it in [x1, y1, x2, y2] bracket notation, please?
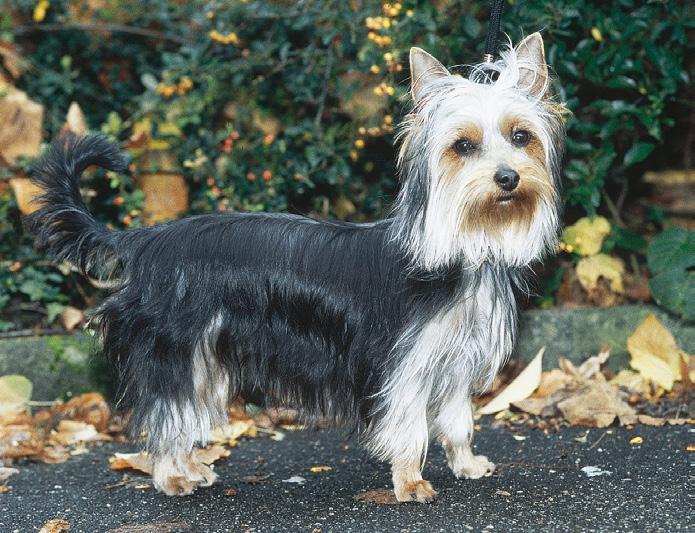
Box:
[0, 0, 693, 331]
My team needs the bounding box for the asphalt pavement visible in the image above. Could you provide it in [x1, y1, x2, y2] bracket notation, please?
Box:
[0, 423, 691, 532]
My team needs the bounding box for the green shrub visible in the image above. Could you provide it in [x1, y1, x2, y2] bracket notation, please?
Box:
[0, 0, 692, 326]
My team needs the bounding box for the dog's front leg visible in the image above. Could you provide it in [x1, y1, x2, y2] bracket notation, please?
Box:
[435, 392, 495, 479]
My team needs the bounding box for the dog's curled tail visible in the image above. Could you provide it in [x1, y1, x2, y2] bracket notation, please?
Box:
[27, 134, 128, 280]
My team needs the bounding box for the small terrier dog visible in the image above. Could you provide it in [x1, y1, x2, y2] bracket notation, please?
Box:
[30, 33, 564, 502]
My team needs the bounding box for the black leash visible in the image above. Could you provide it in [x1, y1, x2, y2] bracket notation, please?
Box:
[482, 0, 505, 62]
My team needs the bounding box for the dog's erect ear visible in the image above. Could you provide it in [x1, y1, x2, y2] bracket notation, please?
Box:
[515, 32, 549, 98]
[409, 47, 450, 102]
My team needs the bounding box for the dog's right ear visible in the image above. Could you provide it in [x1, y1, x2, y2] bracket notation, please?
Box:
[409, 47, 450, 102]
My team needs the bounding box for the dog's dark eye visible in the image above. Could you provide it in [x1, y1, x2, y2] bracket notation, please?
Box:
[511, 130, 531, 147]
[453, 138, 477, 156]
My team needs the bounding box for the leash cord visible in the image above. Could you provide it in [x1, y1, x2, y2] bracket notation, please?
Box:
[483, 0, 505, 62]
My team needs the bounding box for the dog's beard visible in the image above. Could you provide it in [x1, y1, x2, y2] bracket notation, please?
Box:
[399, 160, 559, 270]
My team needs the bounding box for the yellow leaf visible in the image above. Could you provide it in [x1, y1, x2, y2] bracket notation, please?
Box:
[629, 436, 643, 445]
[627, 314, 689, 391]
[478, 347, 544, 415]
[310, 466, 332, 473]
[561, 216, 611, 256]
[0, 375, 32, 416]
[576, 254, 624, 293]
[591, 27, 603, 42]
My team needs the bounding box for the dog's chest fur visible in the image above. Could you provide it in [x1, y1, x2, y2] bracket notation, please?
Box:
[409, 266, 516, 399]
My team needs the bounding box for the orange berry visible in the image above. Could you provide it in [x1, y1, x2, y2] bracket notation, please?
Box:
[211, 186, 221, 196]
[230, 131, 240, 140]
[113, 196, 125, 206]
[207, 178, 215, 186]
[262, 170, 272, 181]
[294, 174, 303, 182]
[122, 215, 133, 226]
[246, 172, 257, 182]
[263, 134, 274, 145]
[9, 261, 22, 272]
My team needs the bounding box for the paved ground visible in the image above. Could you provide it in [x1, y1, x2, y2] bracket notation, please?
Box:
[0, 423, 691, 532]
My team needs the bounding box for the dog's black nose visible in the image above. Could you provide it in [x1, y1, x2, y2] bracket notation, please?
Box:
[494, 168, 520, 192]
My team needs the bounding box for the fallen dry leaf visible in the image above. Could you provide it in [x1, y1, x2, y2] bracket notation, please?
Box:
[39, 519, 70, 533]
[208, 419, 256, 446]
[110, 445, 228, 476]
[110, 452, 153, 475]
[0, 374, 32, 417]
[194, 444, 230, 465]
[637, 415, 665, 426]
[353, 487, 400, 505]
[38, 446, 71, 464]
[0, 424, 44, 459]
[629, 436, 643, 445]
[53, 393, 111, 432]
[107, 520, 191, 533]
[223, 487, 237, 497]
[557, 381, 637, 427]
[478, 347, 544, 415]
[309, 466, 332, 473]
[627, 314, 690, 391]
[495, 489, 512, 497]
[50, 420, 111, 446]
[576, 254, 625, 294]
[687, 445, 695, 452]
[609, 369, 651, 395]
[0, 466, 18, 480]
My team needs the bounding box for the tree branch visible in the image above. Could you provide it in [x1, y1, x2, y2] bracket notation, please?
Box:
[13, 22, 190, 45]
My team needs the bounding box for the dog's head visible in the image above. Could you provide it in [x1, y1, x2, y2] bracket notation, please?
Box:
[392, 33, 565, 271]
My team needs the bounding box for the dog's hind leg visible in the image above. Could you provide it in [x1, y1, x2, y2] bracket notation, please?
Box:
[434, 390, 495, 480]
[145, 324, 230, 496]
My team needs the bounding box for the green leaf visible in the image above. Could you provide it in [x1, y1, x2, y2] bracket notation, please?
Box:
[647, 227, 695, 274]
[623, 142, 655, 165]
[648, 269, 695, 320]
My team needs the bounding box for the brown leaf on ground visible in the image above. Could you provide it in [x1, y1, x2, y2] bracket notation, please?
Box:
[110, 445, 229, 476]
[478, 348, 544, 415]
[0, 424, 44, 459]
[38, 446, 71, 464]
[557, 382, 637, 427]
[0, 375, 32, 418]
[52, 393, 112, 432]
[194, 444, 230, 465]
[39, 519, 70, 533]
[110, 452, 153, 475]
[353, 487, 400, 505]
[0, 466, 19, 480]
[107, 520, 191, 533]
[637, 415, 666, 426]
[49, 420, 111, 446]
[507, 348, 655, 428]
[208, 420, 256, 446]
[627, 314, 690, 391]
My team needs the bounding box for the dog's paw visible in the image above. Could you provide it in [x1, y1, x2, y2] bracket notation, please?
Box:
[152, 457, 218, 496]
[394, 479, 438, 504]
[451, 454, 495, 479]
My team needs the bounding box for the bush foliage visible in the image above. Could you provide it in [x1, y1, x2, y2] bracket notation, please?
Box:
[0, 0, 693, 328]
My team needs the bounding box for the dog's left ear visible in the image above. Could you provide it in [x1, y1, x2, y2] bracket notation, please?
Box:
[409, 47, 450, 102]
[515, 32, 549, 98]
